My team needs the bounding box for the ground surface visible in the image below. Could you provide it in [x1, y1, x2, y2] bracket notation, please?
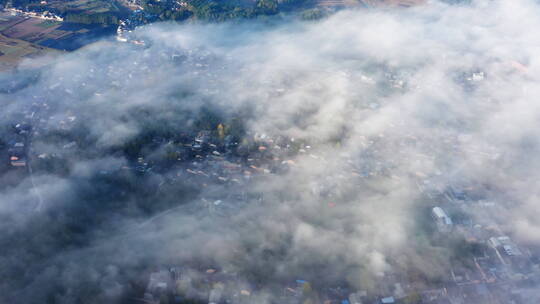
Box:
[0, 32, 57, 70]
[0, 10, 117, 69]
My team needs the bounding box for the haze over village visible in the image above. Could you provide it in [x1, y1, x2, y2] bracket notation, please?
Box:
[1, 0, 540, 304]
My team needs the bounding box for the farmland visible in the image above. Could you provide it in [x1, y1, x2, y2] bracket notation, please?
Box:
[0, 12, 116, 46]
[0, 32, 58, 70]
[43, 0, 122, 15]
[1, 16, 68, 42]
[3, 0, 129, 21]
[0, 11, 116, 69]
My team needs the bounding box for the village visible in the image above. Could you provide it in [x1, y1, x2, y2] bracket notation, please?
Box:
[1, 11, 539, 302]
[2, 67, 538, 304]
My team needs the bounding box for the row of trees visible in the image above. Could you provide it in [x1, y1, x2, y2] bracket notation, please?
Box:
[140, 0, 311, 22]
[1, 0, 315, 25]
[64, 11, 120, 25]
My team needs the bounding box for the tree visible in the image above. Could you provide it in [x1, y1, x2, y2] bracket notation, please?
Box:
[403, 292, 422, 304]
[217, 123, 225, 140]
[159, 293, 170, 304]
[301, 8, 326, 21]
[255, 0, 278, 14]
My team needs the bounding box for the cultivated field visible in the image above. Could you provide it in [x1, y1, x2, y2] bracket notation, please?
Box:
[0, 11, 113, 68]
[1, 16, 69, 43]
[0, 11, 115, 52]
[43, 0, 122, 15]
[0, 33, 58, 70]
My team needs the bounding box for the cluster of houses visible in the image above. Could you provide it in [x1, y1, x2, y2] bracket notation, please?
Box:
[116, 10, 152, 45]
[8, 136, 27, 167]
[5, 119, 33, 168]
[2, 97, 78, 170]
[142, 266, 406, 304]
[130, 126, 535, 304]
[1, 43, 534, 304]
[419, 184, 537, 303]
[142, 258, 536, 304]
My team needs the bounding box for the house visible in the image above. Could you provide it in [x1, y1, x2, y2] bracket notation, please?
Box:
[489, 236, 522, 257]
[348, 291, 365, 304]
[472, 72, 485, 81]
[11, 157, 27, 167]
[144, 270, 172, 301]
[432, 207, 453, 232]
[9, 141, 27, 162]
[208, 283, 224, 304]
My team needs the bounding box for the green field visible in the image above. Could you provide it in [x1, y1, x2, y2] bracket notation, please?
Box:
[36, 20, 61, 28]
[52, 0, 122, 14]
[0, 33, 60, 70]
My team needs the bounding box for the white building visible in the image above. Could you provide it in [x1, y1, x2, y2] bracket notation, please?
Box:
[432, 207, 453, 232]
[489, 236, 523, 257]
